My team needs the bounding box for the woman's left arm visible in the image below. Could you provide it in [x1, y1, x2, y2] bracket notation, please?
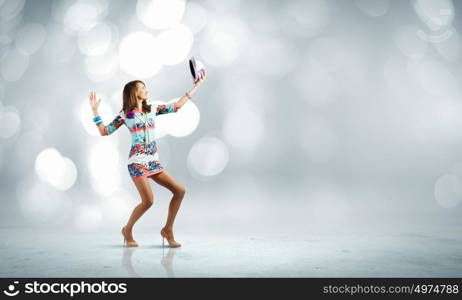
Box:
[175, 71, 207, 109]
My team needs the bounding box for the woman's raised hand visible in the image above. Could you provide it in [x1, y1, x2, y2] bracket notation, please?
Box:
[88, 91, 101, 112]
[194, 70, 207, 86]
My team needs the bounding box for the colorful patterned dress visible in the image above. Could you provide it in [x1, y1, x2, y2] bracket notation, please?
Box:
[102, 102, 178, 181]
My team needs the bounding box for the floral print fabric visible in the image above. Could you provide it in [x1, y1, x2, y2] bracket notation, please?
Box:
[101, 102, 178, 180]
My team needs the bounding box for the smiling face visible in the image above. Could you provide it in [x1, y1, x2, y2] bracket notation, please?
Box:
[122, 80, 152, 114]
[136, 82, 148, 100]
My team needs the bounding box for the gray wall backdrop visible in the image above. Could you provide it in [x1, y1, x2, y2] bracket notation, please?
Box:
[0, 0, 461, 236]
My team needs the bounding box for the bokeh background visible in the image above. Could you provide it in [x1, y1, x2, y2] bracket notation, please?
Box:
[1, 0, 462, 243]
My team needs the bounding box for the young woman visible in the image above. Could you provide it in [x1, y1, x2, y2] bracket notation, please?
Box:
[88, 71, 207, 248]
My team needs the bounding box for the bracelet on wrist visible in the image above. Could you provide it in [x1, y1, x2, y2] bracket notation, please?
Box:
[93, 116, 101, 122]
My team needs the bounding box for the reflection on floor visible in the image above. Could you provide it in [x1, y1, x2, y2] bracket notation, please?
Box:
[1, 224, 461, 277]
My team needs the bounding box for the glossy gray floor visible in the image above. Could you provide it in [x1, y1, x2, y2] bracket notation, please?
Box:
[1, 222, 461, 278]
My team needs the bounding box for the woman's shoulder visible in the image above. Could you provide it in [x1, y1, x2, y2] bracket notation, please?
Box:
[118, 110, 127, 120]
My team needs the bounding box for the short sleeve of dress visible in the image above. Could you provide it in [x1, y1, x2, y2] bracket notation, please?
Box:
[155, 102, 178, 116]
[103, 111, 126, 136]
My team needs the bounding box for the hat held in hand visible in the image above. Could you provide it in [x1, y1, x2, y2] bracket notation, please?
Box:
[189, 56, 206, 83]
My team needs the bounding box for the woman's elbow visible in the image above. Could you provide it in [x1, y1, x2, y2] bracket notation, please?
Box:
[100, 127, 108, 136]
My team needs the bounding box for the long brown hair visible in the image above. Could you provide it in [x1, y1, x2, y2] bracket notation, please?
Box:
[121, 80, 152, 115]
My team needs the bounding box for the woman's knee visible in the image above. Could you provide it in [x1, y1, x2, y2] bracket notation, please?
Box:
[142, 194, 154, 208]
[174, 185, 186, 198]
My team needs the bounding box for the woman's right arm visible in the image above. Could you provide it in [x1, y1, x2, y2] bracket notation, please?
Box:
[92, 108, 107, 136]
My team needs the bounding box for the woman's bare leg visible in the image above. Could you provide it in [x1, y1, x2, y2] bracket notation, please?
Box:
[124, 176, 154, 240]
[149, 170, 185, 231]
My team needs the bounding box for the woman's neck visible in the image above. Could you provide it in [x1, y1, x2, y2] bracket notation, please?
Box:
[135, 99, 143, 111]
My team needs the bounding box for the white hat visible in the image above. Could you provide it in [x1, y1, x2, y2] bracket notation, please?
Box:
[189, 56, 206, 83]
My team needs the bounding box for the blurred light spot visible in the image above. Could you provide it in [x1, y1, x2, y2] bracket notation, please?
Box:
[187, 136, 229, 179]
[74, 204, 103, 232]
[434, 173, 462, 208]
[0, 35, 10, 54]
[407, 58, 459, 96]
[23, 105, 51, 135]
[51, 0, 76, 30]
[245, 38, 297, 78]
[222, 107, 264, 156]
[200, 15, 249, 67]
[110, 88, 123, 105]
[136, 0, 186, 30]
[256, 122, 286, 163]
[297, 58, 338, 106]
[182, 1, 208, 34]
[413, 0, 454, 32]
[63, 0, 108, 33]
[78, 22, 116, 56]
[383, 55, 414, 99]
[35, 148, 77, 191]
[0, 8, 23, 37]
[0, 0, 25, 20]
[304, 35, 369, 93]
[84, 49, 118, 81]
[394, 24, 428, 58]
[434, 27, 462, 61]
[59, 157, 78, 191]
[420, 97, 462, 142]
[42, 24, 76, 64]
[417, 26, 453, 43]
[154, 99, 200, 138]
[88, 140, 121, 196]
[218, 76, 270, 114]
[157, 24, 193, 65]
[200, 32, 238, 66]
[119, 31, 162, 78]
[77, 93, 113, 136]
[0, 47, 29, 81]
[203, 0, 242, 13]
[16, 176, 70, 224]
[307, 36, 347, 73]
[452, 161, 462, 182]
[299, 113, 337, 163]
[15, 23, 47, 55]
[0, 33, 11, 42]
[14, 127, 46, 170]
[285, 0, 331, 38]
[0, 105, 21, 138]
[307, 35, 368, 92]
[250, 9, 279, 36]
[354, 0, 389, 17]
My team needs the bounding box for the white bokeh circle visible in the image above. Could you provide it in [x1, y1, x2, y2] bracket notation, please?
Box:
[187, 136, 229, 179]
[119, 31, 162, 78]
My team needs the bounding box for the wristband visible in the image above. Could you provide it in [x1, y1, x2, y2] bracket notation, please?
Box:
[93, 116, 102, 122]
[95, 121, 103, 126]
